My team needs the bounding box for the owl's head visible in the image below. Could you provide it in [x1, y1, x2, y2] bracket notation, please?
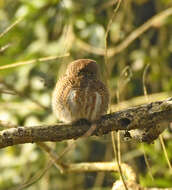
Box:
[66, 59, 100, 78]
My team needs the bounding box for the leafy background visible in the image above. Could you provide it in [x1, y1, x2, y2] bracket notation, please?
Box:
[0, 0, 172, 189]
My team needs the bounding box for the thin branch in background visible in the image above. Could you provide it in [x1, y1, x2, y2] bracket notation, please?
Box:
[0, 53, 70, 70]
[116, 66, 132, 102]
[104, 0, 122, 65]
[12, 161, 136, 190]
[0, 83, 16, 95]
[143, 64, 172, 176]
[93, 145, 112, 188]
[104, 0, 128, 188]
[57, 123, 97, 162]
[159, 134, 172, 174]
[0, 49, 70, 177]
[96, 0, 115, 13]
[115, 66, 132, 167]
[55, 124, 99, 165]
[61, 24, 73, 54]
[109, 7, 172, 56]
[1, 81, 48, 110]
[1, 79, 64, 173]
[53, 24, 73, 70]
[0, 105, 63, 187]
[65, 162, 136, 177]
[143, 64, 150, 102]
[0, 116, 61, 188]
[36, 124, 99, 178]
[0, 43, 12, 53]
[111, 132, 129, 190]
[37, 142, 65, 173]
[37, 142, 75, 174]
[75, 38, 106, 55]
[0, 49, 72, 185]
[141, 145, 154, 180]
[76, 7, 172, 57]
[0, 123, 54, 190]
[0, 17, 23, 39]
[0, 53, 70, 110]
[0, 89, 16, 95]
[142, 64, 154, 180]
[12, 161, 53, 190]
[37, 125, 104, 174]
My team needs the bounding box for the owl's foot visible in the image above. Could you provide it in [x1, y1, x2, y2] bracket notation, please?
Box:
[72, 118, 91, 125]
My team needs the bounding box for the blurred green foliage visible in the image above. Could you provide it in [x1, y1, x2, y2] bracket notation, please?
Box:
[0, 0, 172, 189]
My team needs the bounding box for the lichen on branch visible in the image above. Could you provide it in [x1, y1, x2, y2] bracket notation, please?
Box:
[0, 98, 172, 149]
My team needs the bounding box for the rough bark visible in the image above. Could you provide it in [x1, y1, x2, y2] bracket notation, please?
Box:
[0, 98, 172, 149]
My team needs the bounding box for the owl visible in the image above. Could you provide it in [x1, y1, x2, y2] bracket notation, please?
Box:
[52, 59, 109, 123]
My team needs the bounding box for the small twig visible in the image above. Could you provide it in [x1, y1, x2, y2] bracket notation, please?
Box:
[0, 43, 12, 53]
[56, 123, 98, 162]
[159, 134, 172, 173]
[76, 38, 106, 55]
[0, 53, 70, 70]
[64, 162, 136, 178]
[0, 88, 16, 95]
[0, 17, 23, 39]
[37, 142, 65, 173]
[12, 161, 53, 190]
[143, 64, 150, 102]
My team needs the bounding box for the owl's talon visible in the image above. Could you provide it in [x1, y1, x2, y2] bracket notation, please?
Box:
[72, 118, 91, 126]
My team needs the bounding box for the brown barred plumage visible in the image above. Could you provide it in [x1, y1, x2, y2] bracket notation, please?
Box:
[52, 59, 109, 123]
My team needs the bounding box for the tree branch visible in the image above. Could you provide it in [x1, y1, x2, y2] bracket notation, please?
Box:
[0, 98, 172, 149]
[75, 7, 172, 57]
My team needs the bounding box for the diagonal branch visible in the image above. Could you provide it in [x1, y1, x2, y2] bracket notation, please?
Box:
[0, 98, 172, 149]
[75, 7, 172, 57]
